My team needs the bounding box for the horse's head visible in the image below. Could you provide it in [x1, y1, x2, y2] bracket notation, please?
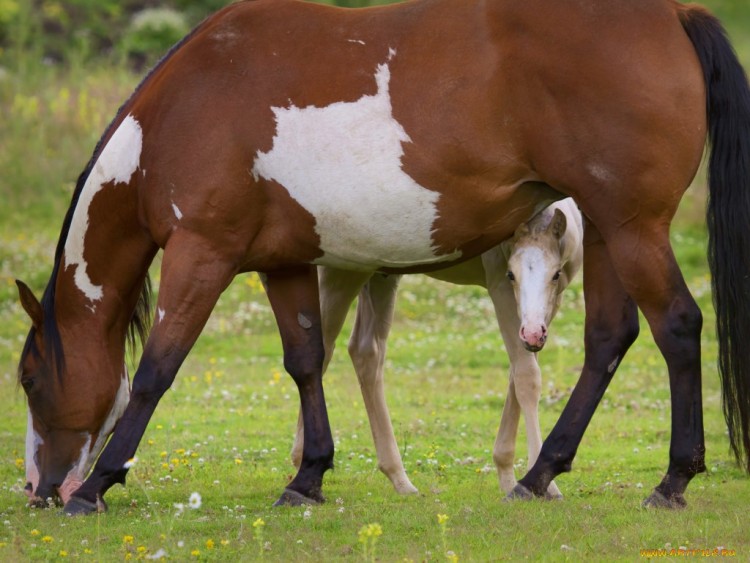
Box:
[15, 280, 130, 507]
[506, 208, 568, 352]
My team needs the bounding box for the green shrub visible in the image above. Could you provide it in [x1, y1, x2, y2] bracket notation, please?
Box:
[120, 8, 189, 69]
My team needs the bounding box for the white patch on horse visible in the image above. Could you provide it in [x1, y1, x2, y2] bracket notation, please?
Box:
[348, 39, 366, 45]
[586, 162, 614, 185]
[25, 410, 42, 492]
[608, 356, 620, 374]
[157, 307, 166, 323]
[171, 202, 183, 220]
[252, 56, 460, 269]
[515, 247, 548, 321]
[64, 114, 143, 303]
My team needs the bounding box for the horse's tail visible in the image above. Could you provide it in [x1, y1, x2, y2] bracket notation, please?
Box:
[678, 5, 750, 472]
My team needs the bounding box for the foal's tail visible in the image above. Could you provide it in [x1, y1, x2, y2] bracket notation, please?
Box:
[678, 5, 750, 472]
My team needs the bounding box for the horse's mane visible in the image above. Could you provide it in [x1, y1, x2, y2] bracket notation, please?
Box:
[20, 12, 221, 384]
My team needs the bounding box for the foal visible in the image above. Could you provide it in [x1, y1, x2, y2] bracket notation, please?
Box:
[292, 199, 583, 498]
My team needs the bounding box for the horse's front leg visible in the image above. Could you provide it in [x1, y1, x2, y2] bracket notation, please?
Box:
[64, 235, 236, 515]
[290, 267, 371, 469]
[509, 223, 641, 501]
[265, 266, 334, 506]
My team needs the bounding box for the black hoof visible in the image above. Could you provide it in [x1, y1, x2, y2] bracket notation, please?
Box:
[64, 496, 107, 516]
[642, 489, 687, 510]
[273, 488, 323, 507]
[503, 483, 535, 502]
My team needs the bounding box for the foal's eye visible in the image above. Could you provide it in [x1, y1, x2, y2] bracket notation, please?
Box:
[552, 270, 561, 282]
[506, 271, 515, 282]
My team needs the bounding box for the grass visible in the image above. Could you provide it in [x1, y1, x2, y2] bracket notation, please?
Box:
[1, 0, 749, 560]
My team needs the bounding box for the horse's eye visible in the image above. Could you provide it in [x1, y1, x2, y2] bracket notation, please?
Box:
[506, 271, 515, 282]
[21, 377, 35, 393]
[552, 270, 561, 282]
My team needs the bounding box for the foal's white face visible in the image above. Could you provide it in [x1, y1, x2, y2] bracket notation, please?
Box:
[506, 209, 567, 352]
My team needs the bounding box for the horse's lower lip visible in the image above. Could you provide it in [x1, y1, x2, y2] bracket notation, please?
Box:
[523, 343, 544, 352]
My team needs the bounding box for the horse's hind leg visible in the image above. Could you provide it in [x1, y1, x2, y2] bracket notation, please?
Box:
[64, 234, 237, 515]
[348, 273, 418, 494]
[515, 219, 706, 507]
[264, 265, 334, 505]
[510, 222, 641, 501]
[291, 267, 371, 469]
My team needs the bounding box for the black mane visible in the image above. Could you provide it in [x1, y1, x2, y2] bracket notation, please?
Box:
[19, 10, 219, 383]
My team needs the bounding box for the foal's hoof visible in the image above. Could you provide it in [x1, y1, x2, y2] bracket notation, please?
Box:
[273, 488, 324, 507]
[642, 489, 687, 510]
[544, 490, 564, 501]
[63, 496, 107, 516]
[503, 483, 535, 502]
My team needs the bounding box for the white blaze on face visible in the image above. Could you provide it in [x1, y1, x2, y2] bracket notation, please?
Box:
[512, 247, 551, 330]
[64, 114, 143, 303]
[25, 410, 41, 497]
[252, 56, 461, 269]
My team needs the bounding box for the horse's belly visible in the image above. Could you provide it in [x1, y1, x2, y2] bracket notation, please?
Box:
[251, 59, 462, 271]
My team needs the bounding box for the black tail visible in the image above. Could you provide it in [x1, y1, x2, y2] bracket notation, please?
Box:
[679, 5, 750, 472]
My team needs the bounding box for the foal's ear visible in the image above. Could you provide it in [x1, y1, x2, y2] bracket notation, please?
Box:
[513, 221, 531, 240]
[16, 280, 43, 330]
[550, 208, 567, 239]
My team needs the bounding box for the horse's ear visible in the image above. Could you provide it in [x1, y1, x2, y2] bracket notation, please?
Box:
[16, 280, 43, 330]
[550, 208, 567, 240]
[514, 221, 531, 240]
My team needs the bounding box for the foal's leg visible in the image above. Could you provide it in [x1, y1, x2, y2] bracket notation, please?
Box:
[349, 274, 418, 494]
[291, 268, 371, 468]
[65, 234, 237, 515]
[485, 265, 561, 497]
[264, 265, 335, 506]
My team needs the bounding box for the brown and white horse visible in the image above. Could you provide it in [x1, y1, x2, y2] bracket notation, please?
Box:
[15, 0, 750, 514]
[291, 199, 583, 498]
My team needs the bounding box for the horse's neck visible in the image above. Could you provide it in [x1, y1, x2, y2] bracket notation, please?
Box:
[55, 167, 155, 355]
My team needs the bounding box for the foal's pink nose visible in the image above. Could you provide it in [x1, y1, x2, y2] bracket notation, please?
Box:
[520, 324, 547, 350]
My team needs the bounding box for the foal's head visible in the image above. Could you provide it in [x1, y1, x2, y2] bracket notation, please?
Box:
[15, 280, 136, 507]
[506, 208, 568, 352]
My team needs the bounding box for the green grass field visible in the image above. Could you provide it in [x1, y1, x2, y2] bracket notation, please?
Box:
[1, 0, 749, 560]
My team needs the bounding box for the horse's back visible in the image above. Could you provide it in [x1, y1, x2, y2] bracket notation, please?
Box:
[116, 0, 704, 271]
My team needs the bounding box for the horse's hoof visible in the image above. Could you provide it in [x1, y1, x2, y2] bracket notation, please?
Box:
[503, 483, 535, 502]
[642, 489, 687, 510]
[272, 488, 323, 507]
[544, 491, 564, 501]
[63, 496, 107, 516]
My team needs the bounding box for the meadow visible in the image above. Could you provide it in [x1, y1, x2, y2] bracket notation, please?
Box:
[1, 0, 749, 560]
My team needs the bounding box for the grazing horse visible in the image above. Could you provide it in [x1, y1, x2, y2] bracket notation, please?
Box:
[15, 0, 750, 514]
[291, 199, 583, 498]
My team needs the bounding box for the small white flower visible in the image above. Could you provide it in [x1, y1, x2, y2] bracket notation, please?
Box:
[146, 548, 168, 560]
[189, 492, 202, 509]
[173, 503, 184, 515]
[303, 508, 312, 519]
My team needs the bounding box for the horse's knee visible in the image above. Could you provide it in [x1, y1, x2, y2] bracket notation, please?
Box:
[655, 298, 702, 355]
[130, 357, 176, 403]
[348, 338, 381, 386]
[284, 344, 325, 386]
[512, 367, 542, 407]
[493, 443, 515, 471]
[585, 305, 640, 354]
